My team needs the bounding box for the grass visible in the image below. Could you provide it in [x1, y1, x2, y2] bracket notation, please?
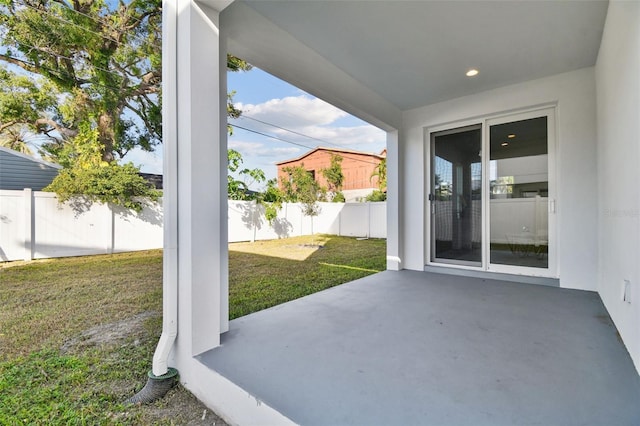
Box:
[229, 235, 386, 319]
[0, 235, 386, 425]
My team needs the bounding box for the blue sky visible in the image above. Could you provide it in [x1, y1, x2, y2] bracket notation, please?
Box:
[130, 66, 386, 189]
[226, 67, 386, 188]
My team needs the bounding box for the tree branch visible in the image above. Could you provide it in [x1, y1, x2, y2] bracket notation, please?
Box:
[35, 118, 78, 140]
[124, 101, 156, 136]
[0, 121, 18, 133]
[0, 54, 38, 74]
[123, 9, 161, 32]
[128, 78, 160, 98]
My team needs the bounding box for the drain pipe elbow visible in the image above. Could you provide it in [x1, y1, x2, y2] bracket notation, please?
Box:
[152, 329, 177, 376]
[126, 367, 179, 405]
[126, 257, 178, 405]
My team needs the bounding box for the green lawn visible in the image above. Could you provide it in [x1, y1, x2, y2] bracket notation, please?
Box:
[0, 235, 386, 424]
[229, 235, 386, 319]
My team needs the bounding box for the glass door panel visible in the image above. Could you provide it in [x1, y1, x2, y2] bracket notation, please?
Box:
[489, 116, 548, 269]
[431, 126, 482, 266]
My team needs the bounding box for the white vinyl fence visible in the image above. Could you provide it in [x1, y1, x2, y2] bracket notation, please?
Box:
[228, 201, 387, 243]
[0, 189, 387, 262]
[0, 189, 163, 262]
[433, 197, 548, 244]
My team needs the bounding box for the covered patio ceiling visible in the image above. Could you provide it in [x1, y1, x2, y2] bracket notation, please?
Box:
[219, 0, 608, 112]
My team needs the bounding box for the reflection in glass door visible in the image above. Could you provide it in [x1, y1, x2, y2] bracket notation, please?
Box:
[430, 126, 482, 266]
[489, 116, 549, 269]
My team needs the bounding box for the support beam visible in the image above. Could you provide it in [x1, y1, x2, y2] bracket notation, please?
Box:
[386, 130, 402, 270]
[173, 0, 227, 358]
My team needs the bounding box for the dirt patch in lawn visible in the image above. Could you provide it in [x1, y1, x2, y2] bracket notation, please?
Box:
[60, 311, 159, 353]
[60, 311, 229, 425]
[230, 235, 331, 261]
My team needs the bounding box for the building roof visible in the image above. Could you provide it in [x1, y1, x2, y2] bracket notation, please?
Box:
[0, 146, 62, 170]
[275, 146, 386, 166]
[0, 146, 62, 191]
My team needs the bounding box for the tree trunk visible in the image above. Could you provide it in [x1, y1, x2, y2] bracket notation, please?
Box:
[97, 112, 116, 163]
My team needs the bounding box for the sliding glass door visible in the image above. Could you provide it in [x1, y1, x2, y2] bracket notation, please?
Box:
[487, 110, 555, 274]
[428, 108, 555, 277]
[430, 125, 482, 266]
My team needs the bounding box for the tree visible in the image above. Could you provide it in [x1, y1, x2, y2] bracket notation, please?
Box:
[0, 0, 163, 210]
[370, 158, 387, 191]
[321, 154, 345, 202]
[0, 0, 252, 209]
[227, 148, 266, 201]
[0, 66, 58, 155]
[260, 178, 284, 224]
[0, 0, 162, 163]
[365, 190, 387, 202]
[281, 164, 325, 234]
[45, 162, 160, 212]
[367, 157, 387, 201]
[226, 55, 252, 134]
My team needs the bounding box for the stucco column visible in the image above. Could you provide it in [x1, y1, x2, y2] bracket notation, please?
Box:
[168, 0, 228, 361]
[386, 130, 403, 270]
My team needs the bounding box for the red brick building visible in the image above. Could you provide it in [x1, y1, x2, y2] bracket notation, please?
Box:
[276, 147, 386, 201]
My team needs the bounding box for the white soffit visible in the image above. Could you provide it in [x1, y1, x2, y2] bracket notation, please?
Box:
[241, 0, 608, 111]
[199, 0, 234, 13]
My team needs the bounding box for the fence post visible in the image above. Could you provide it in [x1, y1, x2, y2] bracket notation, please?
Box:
[367, 202, 371, 238]
[23, 188, 33, 261]
[251, 200, 257, 243]
[107, 203, 115, 254]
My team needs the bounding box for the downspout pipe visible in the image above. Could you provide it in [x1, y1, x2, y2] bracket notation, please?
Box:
[126, 0, 178, 404]
[152, 0, 179, 379]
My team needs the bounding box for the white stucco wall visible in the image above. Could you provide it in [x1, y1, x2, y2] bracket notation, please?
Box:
[595, 0, 640, 372]
[401, 67, 598, 290]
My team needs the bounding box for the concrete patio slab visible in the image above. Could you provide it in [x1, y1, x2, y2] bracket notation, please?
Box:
[197, 271, 640, 425]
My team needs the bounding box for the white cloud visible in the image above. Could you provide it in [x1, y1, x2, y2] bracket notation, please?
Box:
[229, 140, 300, 158]
[125, 94, 386, 179]
[236, 95, 348, 128]
[232, 94, 386, 152]
[298, 125, 386, 149]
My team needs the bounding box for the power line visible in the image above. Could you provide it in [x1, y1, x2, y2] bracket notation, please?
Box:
[230, 123, 384, 168]
[236, 114, 385, 162]
[0, 52, 126, 92]
[61, 3, 158, 48]
[4, 3, 158, 85]
[12, 41, 122, 81]
[239, 115, 330, 146]
[15, 1, 156, 48]
[15, 2, 120, 45]
[230, 123, 316, 151]
[237, 114, 385, 160]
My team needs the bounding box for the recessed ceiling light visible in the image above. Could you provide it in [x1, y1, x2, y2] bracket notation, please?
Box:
[466, 69, 479, 77]
[507, 134, 516, 139]
[501, 142, 509, 147]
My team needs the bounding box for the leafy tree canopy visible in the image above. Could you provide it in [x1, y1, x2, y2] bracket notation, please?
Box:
[227, 148, 266, 201]
[370, 157, 386, 192]
[45, 162, 160, 212]
[0, 0, 254, 209]
[0, 0, 162, 163]
[281, 164, 325, 217]
[321, 153, 345, 202]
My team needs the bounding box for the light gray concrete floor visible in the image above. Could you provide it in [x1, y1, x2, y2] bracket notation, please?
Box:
[198, 270, 640, 425]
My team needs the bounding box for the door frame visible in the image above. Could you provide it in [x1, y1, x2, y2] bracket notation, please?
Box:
[425, 105, 558, 278]
[428, 123, 483, 268]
